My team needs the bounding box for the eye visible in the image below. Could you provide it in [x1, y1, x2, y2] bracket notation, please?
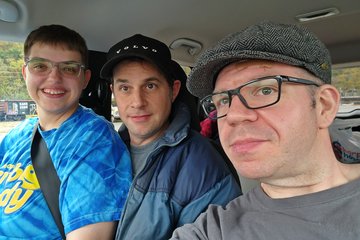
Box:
[218, 96, 229, 106]
[30, 62, 49, 72]
[256, 86, 275, 96]
[146, 83, 157, 90]
[213, 93, 229, 108]
[251, 83, 279, 97]
[119, 85, 129, 92]
[61, 63, 80, 75]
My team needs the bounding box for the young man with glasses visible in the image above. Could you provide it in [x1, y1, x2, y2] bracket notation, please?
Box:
[171, 22, 360, 239]
[0, 25, 132, 239]
[100, 34, 241, 240]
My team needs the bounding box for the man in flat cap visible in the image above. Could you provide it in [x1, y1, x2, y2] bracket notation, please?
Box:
[171, 21, 360, 239]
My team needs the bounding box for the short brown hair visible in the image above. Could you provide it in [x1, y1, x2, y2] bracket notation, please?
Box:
[24, 24, 88, 67]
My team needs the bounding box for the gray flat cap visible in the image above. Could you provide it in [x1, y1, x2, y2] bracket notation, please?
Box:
[187, 21, 331, 98]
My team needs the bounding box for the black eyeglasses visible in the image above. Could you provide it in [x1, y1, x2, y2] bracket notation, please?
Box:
[25, 57, 85, 78]
[200, 75, 321, 120]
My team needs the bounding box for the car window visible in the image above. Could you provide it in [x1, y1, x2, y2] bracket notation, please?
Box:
[0, 40, 27, 140]
[333, 65, 360, 113]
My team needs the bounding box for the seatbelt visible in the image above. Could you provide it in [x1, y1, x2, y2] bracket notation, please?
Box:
[30, 123, 66, 239]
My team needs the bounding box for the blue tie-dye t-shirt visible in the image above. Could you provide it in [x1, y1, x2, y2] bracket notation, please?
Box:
[0, 105, 132, 239]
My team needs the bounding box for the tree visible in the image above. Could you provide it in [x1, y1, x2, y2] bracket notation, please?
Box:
[0, 41, 30, 100]
[333, 67, 360, 96]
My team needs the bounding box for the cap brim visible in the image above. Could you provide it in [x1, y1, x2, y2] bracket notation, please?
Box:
[100, 53, 156, 80]
[100, 53, 182, 82]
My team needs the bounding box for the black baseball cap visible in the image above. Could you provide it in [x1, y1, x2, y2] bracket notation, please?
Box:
[100, 34, 183, 82]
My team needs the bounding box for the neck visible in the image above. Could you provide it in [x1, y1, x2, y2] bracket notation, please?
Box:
[37, 105, 78, 131]
[261, 156, 360, 199]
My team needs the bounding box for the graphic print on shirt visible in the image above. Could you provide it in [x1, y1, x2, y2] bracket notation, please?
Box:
[0, 163, 40, 214]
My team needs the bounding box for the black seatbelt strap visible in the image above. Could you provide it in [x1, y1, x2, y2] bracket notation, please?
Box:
[30, 123, 66, 239]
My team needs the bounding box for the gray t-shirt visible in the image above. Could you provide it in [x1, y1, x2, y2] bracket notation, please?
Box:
[171, 177, 360, 240]
[130, 141, 157, 177]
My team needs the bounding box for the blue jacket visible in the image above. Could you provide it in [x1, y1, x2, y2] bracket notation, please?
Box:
[115, 103, 241, 240]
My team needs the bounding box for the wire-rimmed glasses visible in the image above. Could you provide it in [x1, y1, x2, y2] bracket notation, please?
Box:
[25, 57, 85, 78]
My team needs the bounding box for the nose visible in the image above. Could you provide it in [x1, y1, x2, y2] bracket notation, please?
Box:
[130, 89, 146, 108]
[225, 95, 257, 124]
[47, 64, 62, 78]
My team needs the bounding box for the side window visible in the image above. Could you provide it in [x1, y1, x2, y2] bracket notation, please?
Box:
[332, 65, 360, 113]
[0, 40, 31, 139]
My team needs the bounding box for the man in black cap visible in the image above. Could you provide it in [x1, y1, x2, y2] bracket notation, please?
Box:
[100, 34, 241, 240]
[171, 22, 360, 239]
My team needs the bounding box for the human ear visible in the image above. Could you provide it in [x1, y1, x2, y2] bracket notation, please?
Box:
[82, 69, 92, 89]
[171, 79, 181, 102]
[22, 65, 27, 81]
[316, 85, 340, 129]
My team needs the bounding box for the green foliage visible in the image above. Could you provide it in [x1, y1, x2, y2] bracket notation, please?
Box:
[0, 41, 29, 100]
[332, 67, 360, 96]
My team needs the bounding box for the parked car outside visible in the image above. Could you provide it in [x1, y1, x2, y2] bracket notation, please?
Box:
[111, 105, 121, 122]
